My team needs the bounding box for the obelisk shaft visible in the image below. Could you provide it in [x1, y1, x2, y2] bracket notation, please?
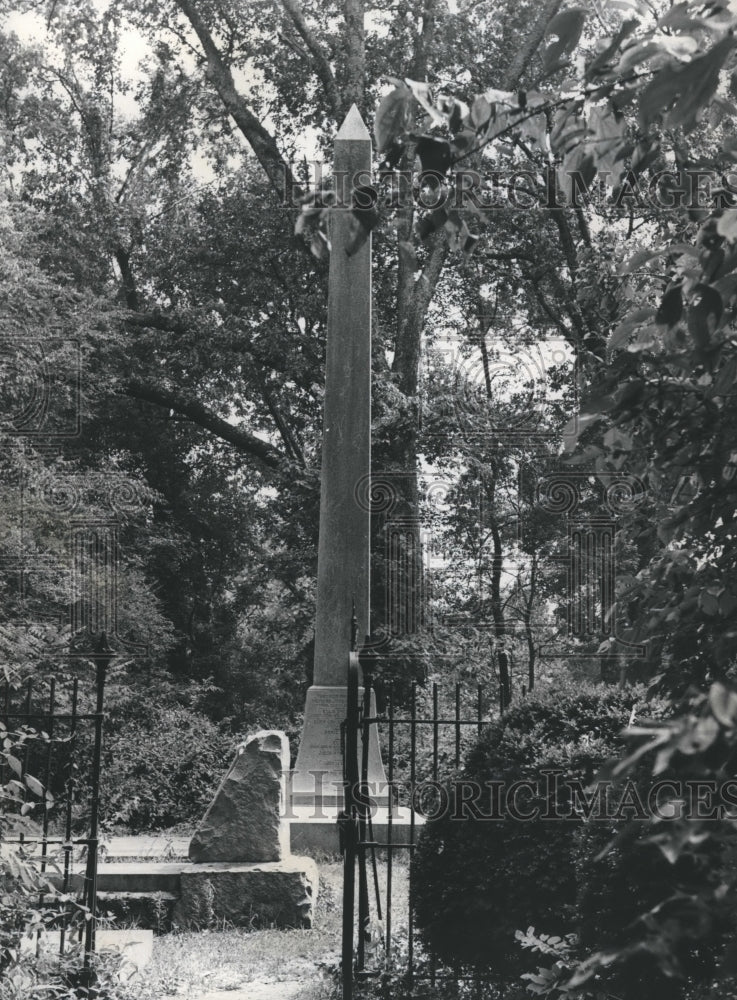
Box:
[292, 106, 386, 810]
[314, 105, 372, 682]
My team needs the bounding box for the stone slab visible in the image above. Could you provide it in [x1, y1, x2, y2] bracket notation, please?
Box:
[21, 929, 153, 976]
[291, 685, 387, 807]
[174, 858, 318, 930]
[54, 861, 184, 894]
[190, 731, 290, 863]
[101, 836, 190, 860]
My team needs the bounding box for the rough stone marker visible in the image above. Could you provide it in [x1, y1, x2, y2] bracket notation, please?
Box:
[181, 730, 317, 928]
[189, 730, 290, 863]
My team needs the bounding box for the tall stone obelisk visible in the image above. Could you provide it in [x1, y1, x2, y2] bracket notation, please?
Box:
[292, 105, 386, 810]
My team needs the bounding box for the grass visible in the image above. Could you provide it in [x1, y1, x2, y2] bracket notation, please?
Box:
[131, 856, 411, 1000]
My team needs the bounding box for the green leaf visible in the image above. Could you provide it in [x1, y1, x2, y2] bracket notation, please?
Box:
[587, 104, 627, 178]
[700, 588, 720, 616]
[608, 308, 655, 349]
[587, 19, 641, 79]
[471, 95, 492, 128]
[616, 244, 696, 275]
[640, 37, 737, 132]
[24, 773, 44, 797]
[543, 8, 587, 69]
[720, 591, 737, 617]
[416, 136, 452, 176]
[711, 356, 737, 396]
[6, 754, 22, 777]
[717, 209, 737, 243]
[655, 286, 683, 326]
[404, 78, 446, 127]
[562, 412, 602, 452]
[709, 682, 737, 727]
[375, 85, 413, 152]
[688, 284, 723, 347]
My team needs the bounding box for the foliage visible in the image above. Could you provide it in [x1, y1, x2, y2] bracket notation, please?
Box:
[357, 0, 737, 695]
[411, 681, 666, 975]
[0, 941, 146, 1000]
[524, 682, 737, 999]
[0, 710, 98, 997]
[101, 688, 236, 831]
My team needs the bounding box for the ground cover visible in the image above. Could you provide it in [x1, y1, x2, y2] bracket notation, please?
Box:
[126, 856, 409, 1000]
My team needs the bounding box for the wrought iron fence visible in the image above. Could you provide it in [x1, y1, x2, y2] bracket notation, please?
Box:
[0, 647, 109, 980]
[341, 647, 508, 999]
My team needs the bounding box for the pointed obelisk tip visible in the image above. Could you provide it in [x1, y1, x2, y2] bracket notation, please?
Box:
[337, 103, 370, 141]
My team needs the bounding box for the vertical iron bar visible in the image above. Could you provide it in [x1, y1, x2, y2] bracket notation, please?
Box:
[432, 682, 438, 783]
[60, 678, 78, 956]
[360, 655, 382, 931]
[357, 674, 371, 971]
[408, 682, 416, 985]
[21, 677, 33, 775]
[20, 678, 32, 914]
[0, 683, 8, 803]
[386, 683, 393, 963]
[455, 683, 461, 769]
[83, 637, 110, 975]
[477, 685, 483, 738]
[342, 649, 359, 1000]
[38, 678, 56, 958]
[430, 679, 439, 989]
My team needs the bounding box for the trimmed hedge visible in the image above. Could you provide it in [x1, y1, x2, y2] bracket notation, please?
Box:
[411, 682, 664, 976]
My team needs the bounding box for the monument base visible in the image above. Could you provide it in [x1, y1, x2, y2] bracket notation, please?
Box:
[289, 803, 424, 856]
[291, 684, 388, 808]
[175, 859, 318, 929]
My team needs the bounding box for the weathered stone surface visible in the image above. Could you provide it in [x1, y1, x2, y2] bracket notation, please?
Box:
[174, 859, 318, 929]
[189, 730, 290, 863]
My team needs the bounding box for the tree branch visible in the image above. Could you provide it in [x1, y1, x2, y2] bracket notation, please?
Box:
[501, 0, 563, 89]
[280, 0, 343, 121]
[124, 380, 285, 470]
[124, 312, 188, 335]
[411, 0, 438, 80]
[343, 0, 365, 113]
[116, 248, 139, 312]
[393, 229, 448, 395]
[174, 0, 304, 203]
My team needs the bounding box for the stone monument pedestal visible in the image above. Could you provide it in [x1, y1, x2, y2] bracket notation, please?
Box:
[291, 685, 387, 809]
[289, 803, 422, 855]
[174, 858, 318, 929]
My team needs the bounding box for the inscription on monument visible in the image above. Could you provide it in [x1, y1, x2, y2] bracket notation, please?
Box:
[307, 689, 344, 758]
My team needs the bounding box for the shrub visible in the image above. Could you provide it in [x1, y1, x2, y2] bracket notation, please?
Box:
[573, 785, 737, 1000]
[101, 701, 235, 832]
[411, 681, 665, 976]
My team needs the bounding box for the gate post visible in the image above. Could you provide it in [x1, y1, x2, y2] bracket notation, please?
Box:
[81, 632, 113, 985]
[340, 640, 360, 1000]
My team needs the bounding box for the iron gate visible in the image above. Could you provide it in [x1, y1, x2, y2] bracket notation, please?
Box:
[0, 633, 112, 987]
[340, 634, 507, 999]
